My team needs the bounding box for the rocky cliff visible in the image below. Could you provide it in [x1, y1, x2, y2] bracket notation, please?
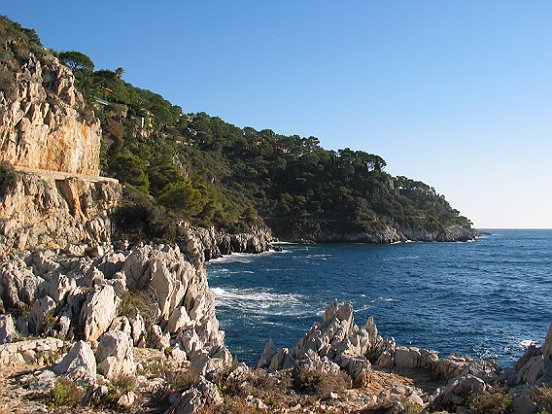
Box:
[178, 225, 276, 261]
[0, 53, 101, 175]
[0, 171, 121, 256]
[0, 24, 124, 256]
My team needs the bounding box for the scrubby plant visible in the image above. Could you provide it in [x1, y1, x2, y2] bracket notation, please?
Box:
[118, 288, 157, 326]
[98, 374, 136, 408]
[50, 378, 85, 407]
[534, 385, 552, 412]
[291, 365, 352, 399]
[197, 397, 269, 414]
[467, 385, 512, 414]
[221, 369, 294, 409]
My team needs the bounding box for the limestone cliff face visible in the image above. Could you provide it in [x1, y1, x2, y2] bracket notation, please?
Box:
[0, 171, 121, 256]
[0, 55, 101, 175]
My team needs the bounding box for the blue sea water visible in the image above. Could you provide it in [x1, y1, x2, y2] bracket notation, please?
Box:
[206, 229, 552, 367]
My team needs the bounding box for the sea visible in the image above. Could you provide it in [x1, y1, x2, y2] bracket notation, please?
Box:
[206, 229, 552, 367]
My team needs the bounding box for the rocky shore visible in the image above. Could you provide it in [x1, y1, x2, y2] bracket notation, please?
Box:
[0, 22, 545, 414]
[1, 280, 551, 413]
[272, 221, 480, 244]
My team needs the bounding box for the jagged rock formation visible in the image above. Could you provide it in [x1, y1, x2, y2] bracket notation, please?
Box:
[257, 300, 498, 381]
[0, 172, 121, 256]
[257, 300, 502, 412]
[0, 54, 101, 175]
[0, 242, 232, 375]
[505, 322, 552, 386]
[178, 225, 276, 261]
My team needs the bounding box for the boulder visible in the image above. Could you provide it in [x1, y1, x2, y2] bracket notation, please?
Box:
[510, 322, 552, 386]
[47, 273, 76, 303]
[395, 346, 421, 369]
[95, 331, 135, 379]
[0, 314, 16, 344]
[168, 376, 223, 414]
[431, 374, 488, 409]
[54, 340, 96, 380]
[80, 284, 117, 342]
[0, 265, 41, 310]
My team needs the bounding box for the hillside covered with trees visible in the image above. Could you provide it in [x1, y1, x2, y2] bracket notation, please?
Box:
[0, 16, 475, 242]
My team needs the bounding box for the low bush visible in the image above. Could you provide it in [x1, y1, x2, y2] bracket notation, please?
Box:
[50, 378, 85, 407]
[291, 365, 352, 399]
[198, 397, 269, 414]
[118, 288, 157, 326]
[534, 385, 552, 412]
[97, 374, 137, 408]
[468, 385, 512, 414]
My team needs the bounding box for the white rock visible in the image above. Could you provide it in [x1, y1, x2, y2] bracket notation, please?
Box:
[95, 331, 135, 379]
[54, 340, 96, 380]
[80, 285, 117, 342]
[169, 376, 223, 414]
[395, 346, 421, 369]
[0, 314, 16, 344]
[117, 391, 135, 409]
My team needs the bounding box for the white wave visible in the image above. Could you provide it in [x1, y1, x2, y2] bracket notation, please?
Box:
[208, 250, 281, 265]
[211, 286, 308, 316]
[353, 305, 373, 313]
[211, 287, 226, 296]
[382, 255, 419, 262]
[520, 339, 537, 347]
[372, 296, 399, 302]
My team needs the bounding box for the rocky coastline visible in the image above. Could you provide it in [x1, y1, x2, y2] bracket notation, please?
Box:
[271, 221, 480, 244]
[0, 19, 546, 414]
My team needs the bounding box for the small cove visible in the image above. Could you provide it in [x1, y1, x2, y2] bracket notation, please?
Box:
[207, 229, 552, 367]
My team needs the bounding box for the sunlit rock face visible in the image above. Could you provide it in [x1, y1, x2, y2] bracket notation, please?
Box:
[0, 173, 121, 255]
[0, 54, 101, 175]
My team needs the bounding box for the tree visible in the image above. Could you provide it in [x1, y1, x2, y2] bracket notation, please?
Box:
[159, 181, 204, 217]
[109, 152, 149, 194]
[115, 67, 125, 79]
[58, 51, 94, 72]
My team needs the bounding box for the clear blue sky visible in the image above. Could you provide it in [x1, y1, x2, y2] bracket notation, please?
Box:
[3, 1, 551, 228]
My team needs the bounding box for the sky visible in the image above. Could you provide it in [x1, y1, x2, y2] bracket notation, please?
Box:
[2, 1, 551, 228]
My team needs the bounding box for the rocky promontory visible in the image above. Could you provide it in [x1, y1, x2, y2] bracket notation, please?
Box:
[280, 221, 480, 244]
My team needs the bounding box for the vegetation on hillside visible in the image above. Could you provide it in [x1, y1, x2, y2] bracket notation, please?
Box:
[0, 16, 473, 241]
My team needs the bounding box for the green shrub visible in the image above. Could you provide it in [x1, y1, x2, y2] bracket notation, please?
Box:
[96, 374, 136, 408]
[468, 385, 512, 414]
[50, 378, 85, 407]
[118, 288, 157, 326]
[0, 65, 16, 99]
[113, 186, 177, 243]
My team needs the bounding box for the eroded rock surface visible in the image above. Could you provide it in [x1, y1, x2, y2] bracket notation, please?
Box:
[0, 173, 121, 255]
[0, 54, 101, 175]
